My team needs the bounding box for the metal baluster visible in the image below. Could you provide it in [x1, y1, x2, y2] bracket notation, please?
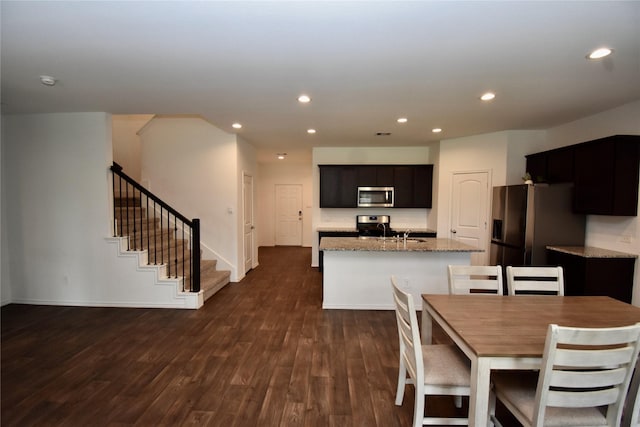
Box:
[168, 213, 172, 277]
[138, 189, 143, 251]
[160, 206, 164, 269]
[125, 181, 130, 249]
[173, 218, 178, 279]
[118, 176, 123, 238]
[181, 221, 186, 291]
[146, 193, 150, 264]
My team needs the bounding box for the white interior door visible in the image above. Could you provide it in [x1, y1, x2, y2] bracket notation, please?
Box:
[275, 184, 302, 246]
[450, 171, 490, 265]
[243, 173, 254, 273]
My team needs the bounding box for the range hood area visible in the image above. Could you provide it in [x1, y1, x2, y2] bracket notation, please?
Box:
[319, 164, 433, 209]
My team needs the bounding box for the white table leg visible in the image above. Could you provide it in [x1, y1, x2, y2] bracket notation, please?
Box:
[469, 356, 491, 427]
[421, 308, 433, 344]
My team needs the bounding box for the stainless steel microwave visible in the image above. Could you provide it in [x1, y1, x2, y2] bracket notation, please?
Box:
[357, 187, 394, 208]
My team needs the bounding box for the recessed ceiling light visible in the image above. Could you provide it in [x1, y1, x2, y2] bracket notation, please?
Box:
[277, 153, 287, 160]
[297, 94, 311, 103]
[397, 117, 408, 123]
[232, 123, 242, 129]
[307, 129, 316, 134]
[39, 75, 56, 86]
[587, 47, 613, 60]
[480, 92, 496, 101]
[432, 128, 442, 133]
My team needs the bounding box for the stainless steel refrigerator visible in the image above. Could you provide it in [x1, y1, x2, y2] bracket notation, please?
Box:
[490, 183, 586, 266]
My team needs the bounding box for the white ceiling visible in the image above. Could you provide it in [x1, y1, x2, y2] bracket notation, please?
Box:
[2, 1, 639, 163]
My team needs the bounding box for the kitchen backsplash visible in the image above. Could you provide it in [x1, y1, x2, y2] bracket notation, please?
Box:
[319, 208, 431, 229]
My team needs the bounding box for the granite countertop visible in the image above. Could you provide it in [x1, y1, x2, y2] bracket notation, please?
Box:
[547, 245, 638, 259]
[316, 227, 436, 234]
[316, 227, 357, 232]
[319, 236, 482, 252]
[390, 227, 436, 234]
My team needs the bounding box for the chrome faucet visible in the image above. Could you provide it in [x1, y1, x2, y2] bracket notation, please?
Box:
[403, 229, 411, 245]
[377, 223, 387, 241]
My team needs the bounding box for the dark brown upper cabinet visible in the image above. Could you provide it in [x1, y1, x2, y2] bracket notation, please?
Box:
[319, 164, 433, 208]
[573, 135, 639, 216]
[525, 152, 548, 184]
[319, 165, 358, 208]
[526, 135, 639, 216]
[393, 165, 433, 208]
[526, 146, 574, 184]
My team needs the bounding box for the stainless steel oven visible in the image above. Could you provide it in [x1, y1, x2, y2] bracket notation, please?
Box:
[356, 215, 391, 238]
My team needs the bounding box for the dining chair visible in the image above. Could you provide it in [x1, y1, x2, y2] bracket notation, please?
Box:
[622, 359, 640, 427]
[490, 322, 640, 427]
[391, 276, 471, 426]
[447, 265, 503, 295]
[506, 266, 564, 296]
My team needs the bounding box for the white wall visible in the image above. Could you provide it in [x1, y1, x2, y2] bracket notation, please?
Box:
[436, 130, 508, 239]
[544, 100, 640, 305]
[111, 114, 153, 182]
[139, 116, 245, 281]
[435, 130, 547, 263]
[1, 113, 191, 307]
[311, 146, 433, 267]
[0, 113, 7, 304]
[257, 161, 313, 248]
[506, 131, 548, 184]
[2, 113, 111, 304]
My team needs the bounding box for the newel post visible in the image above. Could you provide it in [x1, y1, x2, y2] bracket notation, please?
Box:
[191, 219, 201, 292]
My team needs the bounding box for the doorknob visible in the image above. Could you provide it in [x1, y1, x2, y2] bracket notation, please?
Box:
[451, 229, 457, 234]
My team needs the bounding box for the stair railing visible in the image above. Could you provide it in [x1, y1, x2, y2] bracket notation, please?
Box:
[110, 162, 200, 292]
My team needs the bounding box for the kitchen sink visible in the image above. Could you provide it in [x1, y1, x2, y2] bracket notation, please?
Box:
[357, 236, 428, 243]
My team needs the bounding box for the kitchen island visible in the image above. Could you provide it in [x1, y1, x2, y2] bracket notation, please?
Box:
[319, 237, 482, 310]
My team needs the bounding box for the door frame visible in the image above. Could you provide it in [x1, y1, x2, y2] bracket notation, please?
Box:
[242, 172, 256, 272]
[275, 184, 303, 246]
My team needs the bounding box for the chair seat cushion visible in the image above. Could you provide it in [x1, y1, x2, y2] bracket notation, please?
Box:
[492, 371, 608, 427]
[422, 344, 471, 387]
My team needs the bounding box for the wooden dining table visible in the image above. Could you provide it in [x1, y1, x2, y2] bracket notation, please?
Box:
[421, 294, 640, 427]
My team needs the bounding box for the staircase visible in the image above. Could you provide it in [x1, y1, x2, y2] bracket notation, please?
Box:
[111, 165, 230, 306]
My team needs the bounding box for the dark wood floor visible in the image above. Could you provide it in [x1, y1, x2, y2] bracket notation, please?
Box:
[2, 246, 516, 426]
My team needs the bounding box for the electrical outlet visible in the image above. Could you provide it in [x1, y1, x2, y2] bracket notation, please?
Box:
[403, 278, 411, 290]
[620, 235, 632, 244]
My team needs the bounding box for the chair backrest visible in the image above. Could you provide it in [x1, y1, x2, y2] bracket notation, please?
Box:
[391, 276, 423, 383]
[506, 266, 564, 296]
[447, 265, 503, 295]
[532, 323, 640, 427]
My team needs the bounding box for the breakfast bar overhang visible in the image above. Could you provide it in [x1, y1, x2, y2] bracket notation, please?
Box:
[319, 237, 482, 310]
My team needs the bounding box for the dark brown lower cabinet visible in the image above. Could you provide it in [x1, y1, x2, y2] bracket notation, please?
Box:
[547, 248, 636, 304]
[318, 231, 358, 272]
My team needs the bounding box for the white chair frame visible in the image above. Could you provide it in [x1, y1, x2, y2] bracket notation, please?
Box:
[622, 358, 640, 427]
[506, 266, 564, 296]
[491, 322, 640, 427]
[447, 265, 503, 295]
[391, 276, 471, 426]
